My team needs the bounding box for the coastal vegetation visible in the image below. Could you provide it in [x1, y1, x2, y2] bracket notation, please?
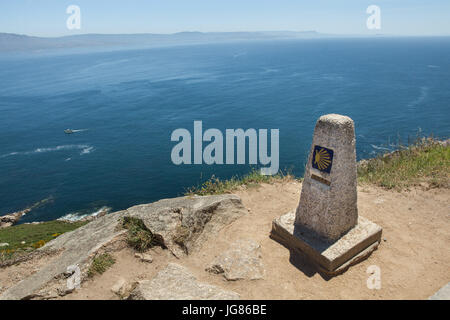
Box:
[87, 253, 116, 277]
[0, 220, 88, 262]
[186, 138, 449, 195]
[185, 168, 297, 196]
[122, 216, 160, 252]
[358, 138, 449, 190]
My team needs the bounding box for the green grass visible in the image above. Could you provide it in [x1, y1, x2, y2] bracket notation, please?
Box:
[0, 220, 88, 263]
[185, 168, 297, 196]
[358, 138, 449, 190]
[0, 220, 88, 253]
[87, 253, 115, 277]
[122, 216, 161, 252]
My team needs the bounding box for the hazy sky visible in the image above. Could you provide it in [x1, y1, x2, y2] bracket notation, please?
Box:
[1, 0, 449, 37]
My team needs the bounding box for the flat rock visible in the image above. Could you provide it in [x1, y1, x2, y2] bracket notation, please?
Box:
[125, 194, 247, 257]
[206, 239, 265, 280]
[129, 263, 239, 300]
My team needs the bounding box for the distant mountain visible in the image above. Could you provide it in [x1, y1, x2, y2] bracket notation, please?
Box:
[0, 31, 335, 53]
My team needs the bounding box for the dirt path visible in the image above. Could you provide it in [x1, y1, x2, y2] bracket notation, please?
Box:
[56, 181, 450, 300]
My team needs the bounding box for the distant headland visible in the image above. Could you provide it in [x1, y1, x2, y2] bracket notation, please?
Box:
[0, 30, 380, 53]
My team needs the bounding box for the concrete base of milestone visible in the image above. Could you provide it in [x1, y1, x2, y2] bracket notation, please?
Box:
[271, 211, 382, 276]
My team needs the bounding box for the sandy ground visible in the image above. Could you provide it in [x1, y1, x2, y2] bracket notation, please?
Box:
[2, 181, 449, 299]
[59, 181, 450, 300]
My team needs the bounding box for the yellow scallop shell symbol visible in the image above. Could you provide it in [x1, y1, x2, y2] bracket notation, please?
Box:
[314, 148, 331, 170]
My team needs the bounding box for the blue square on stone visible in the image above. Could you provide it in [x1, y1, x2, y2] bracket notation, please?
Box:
[312, 145, 334, 173]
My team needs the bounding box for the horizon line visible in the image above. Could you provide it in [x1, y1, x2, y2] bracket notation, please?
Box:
[3, 30, 450, 39]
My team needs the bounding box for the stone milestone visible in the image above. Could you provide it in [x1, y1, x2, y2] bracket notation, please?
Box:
[271, 114, 382, 275]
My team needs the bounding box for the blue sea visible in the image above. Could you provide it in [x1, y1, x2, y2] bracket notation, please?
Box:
[1, 37, 449, 223]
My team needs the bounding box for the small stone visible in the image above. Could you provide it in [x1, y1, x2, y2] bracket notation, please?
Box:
[111, 278, 136, 299]
[21, 241, 26, 244]
[57, 287, 74, 297]
[383, 238, 387, 242]
[0, 243, 9, 247]
[112, 279, 126, 294]
[135, 252, 153, 263]
[111, 278, 137, 299]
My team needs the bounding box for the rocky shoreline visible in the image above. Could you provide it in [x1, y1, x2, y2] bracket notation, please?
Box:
[0, 208, 31, 230]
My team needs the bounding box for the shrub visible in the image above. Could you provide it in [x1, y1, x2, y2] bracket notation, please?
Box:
[122, 216, 159, 252]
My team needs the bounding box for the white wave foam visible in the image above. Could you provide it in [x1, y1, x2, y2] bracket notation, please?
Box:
[371, 144, 391, 151]
[408, 86, 429, 108]
[233, 52, 247, 58]
[0, 144, 94, 159]
[261, 68, 279, 74]
[58, 206, 111, 222]
[80, 146, 94, 155]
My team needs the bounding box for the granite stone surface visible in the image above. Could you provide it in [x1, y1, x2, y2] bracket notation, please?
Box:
[296, 114, 358, 241]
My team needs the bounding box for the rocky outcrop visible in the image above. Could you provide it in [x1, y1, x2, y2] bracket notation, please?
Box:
[206, 239, 265, 281]
[129, 263, 239, 300]
[0, 208, 31, 229]
[0, 211, 127, 300]
[124, 194, 247, 257]
[0, 194, 246, 300]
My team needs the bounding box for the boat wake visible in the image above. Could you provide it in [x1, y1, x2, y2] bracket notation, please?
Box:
[0, 144, 94, 159]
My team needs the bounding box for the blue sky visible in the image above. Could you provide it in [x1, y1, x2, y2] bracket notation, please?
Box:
[1, 0, 449, 37]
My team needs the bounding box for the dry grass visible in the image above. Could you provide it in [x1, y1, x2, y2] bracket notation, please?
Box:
[185, 168, 298, 196]
[122, 216, 161, 252]
[358, 138, 449, 190]
[88, 253, 116, 277]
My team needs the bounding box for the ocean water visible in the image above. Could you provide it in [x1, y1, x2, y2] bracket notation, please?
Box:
[1, 37, 449, 222]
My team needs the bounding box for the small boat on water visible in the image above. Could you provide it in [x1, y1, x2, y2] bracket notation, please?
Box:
[64, 129, 74, 134]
